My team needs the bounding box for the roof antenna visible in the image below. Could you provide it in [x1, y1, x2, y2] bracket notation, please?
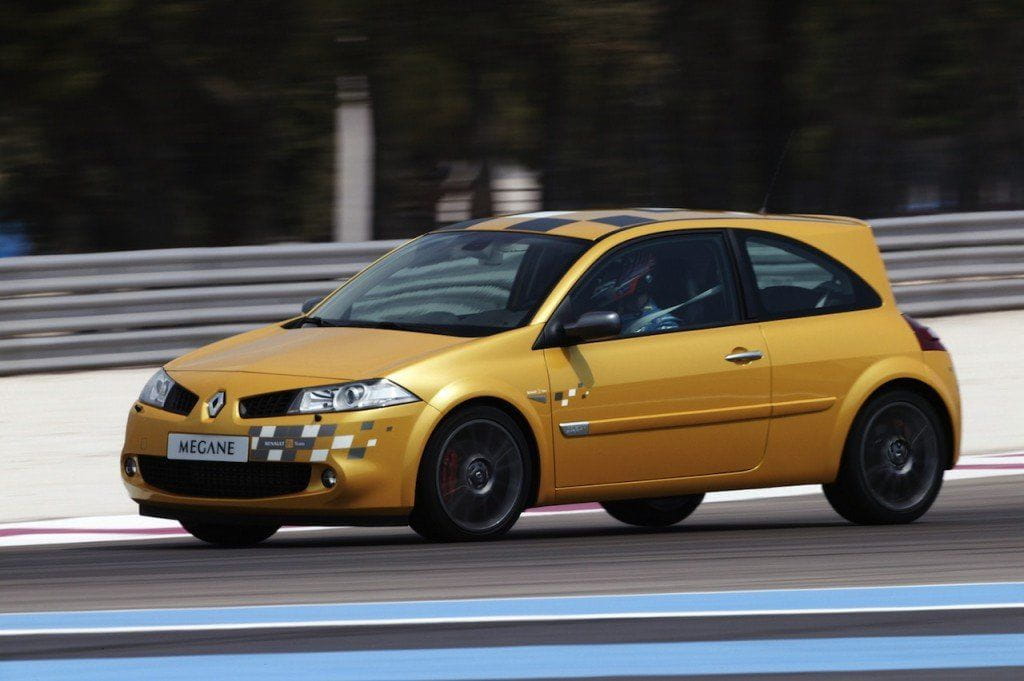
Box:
[759, 130, 794, 215]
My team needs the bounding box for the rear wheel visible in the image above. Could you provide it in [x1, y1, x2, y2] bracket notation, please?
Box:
[180, 521, 279, 546]
[824, 389, 946, 525]
[410, 406, 532, 542]
[601, 494, 704, 527]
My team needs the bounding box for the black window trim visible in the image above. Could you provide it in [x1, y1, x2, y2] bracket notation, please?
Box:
[533, 228, 749, 349]
[731, 228, 883, 322]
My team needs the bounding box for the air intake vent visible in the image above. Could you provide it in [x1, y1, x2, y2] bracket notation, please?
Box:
[138, 456, 311, 498]
[238, 389, 300, 419]
[163, 384, 199, 416]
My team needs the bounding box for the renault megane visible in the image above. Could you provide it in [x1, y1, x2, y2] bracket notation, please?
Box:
[121, 209, 960, 545]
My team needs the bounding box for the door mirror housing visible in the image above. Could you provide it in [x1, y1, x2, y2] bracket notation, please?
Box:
[560, 311, 621, 344]
[301, 296, 323, 314]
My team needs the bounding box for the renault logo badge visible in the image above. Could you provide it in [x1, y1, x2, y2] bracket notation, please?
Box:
[207, 390, 226, 418]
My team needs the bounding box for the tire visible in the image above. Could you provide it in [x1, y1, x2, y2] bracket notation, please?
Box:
[410, 405, 533, 542]
[824, 389, 946, 525]
[601, 494, 704, 528]
[180, 521, 280, 546]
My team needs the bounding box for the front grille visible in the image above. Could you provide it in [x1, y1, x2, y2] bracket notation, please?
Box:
[164, 384, 199, 416]
[138, 456, 312, 499]
[239, 389, 300, 418]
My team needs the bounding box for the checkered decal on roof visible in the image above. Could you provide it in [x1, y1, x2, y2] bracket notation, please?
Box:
[433, 208, 721, 239]
[510, 217, 576, 232]
[247, 422, 378, 463]
[590, 214, 655, 228]
[440, 217, 491, 230]
[434, 208, 857, 240]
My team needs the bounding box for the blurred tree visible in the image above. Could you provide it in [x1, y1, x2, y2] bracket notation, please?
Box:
[0, 0, 344, 252]
[1, 0, 1023, 252]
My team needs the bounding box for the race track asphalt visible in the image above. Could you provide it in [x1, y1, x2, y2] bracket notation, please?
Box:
[3, 475, 1023, 612]
[2, 475, 1022, 679]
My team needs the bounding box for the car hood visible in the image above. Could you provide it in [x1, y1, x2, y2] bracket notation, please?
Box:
[166, 324, 473, 381]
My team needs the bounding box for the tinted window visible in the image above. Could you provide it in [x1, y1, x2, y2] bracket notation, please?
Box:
[564, 233, 740, 339]
[313, 231, 586, 336]
[742, 232, 879, 316]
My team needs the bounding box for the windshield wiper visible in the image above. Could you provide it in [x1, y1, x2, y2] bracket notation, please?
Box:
[299, 317, 468, 336]
[336, 319, 453, 335]
[330, 319, 416, 332]
[301, 315, 343, 327]
[302, 317, 409, 331]
[366, 320, 407, 331]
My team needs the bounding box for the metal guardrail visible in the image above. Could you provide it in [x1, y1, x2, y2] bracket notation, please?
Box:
[0, 241, 405, 375]
[2, 211, 1023, 375]
[871, 210, 1024, 316]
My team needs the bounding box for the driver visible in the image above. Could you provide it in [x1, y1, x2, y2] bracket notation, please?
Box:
[612, 252, 680, 335]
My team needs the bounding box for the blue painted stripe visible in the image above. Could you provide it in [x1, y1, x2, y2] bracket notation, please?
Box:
[2, 582, 1023, 632]
[3, 634, 1024, 679]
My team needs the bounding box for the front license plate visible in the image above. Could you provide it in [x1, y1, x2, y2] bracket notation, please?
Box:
[167, 433, 249, 463]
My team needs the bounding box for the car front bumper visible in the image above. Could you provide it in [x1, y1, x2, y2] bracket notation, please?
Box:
[120, 373, 440, 522]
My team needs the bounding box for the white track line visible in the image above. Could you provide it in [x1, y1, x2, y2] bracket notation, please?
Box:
[7, 603, 1024, 637]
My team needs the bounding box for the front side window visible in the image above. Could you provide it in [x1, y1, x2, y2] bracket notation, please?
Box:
[312, 231, 587, 337]
[561, 233, 741, 339]
[741, 232, 880, 317]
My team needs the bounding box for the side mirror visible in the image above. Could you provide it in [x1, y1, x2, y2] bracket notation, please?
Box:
[561, 311, 621, 343]
[301, 296, 323, 314]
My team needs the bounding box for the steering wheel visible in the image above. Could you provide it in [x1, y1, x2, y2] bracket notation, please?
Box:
[813, 280, 843, 309]
[623, 284, 723, 335]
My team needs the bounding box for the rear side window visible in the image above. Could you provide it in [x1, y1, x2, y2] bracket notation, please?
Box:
[740, 232, 880, 317]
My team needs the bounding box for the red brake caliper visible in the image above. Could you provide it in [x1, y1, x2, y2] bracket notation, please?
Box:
[441, 448, 459, 500]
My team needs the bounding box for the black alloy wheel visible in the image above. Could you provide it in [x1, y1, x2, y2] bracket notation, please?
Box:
[824, 389, 946, 524]
[180, 521, 280, 546]
[411, 406, 531, 541]
[601, 494, 705, 527]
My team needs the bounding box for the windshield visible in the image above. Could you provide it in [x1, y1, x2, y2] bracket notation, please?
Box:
[310, 231, 588, 337]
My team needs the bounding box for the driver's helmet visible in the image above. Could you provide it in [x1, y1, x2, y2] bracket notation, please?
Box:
[609, 252, 655, 303]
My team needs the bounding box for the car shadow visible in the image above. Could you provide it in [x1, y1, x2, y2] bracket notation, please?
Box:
[114, 516, 857, 552]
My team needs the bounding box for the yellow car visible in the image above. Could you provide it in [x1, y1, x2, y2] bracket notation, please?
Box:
[121, 209, 960, 545]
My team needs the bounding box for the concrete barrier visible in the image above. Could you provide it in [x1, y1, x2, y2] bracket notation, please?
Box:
[3, 211, 1024, 375]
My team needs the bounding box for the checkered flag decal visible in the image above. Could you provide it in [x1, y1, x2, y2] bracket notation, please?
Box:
[247, 423, 378, 462]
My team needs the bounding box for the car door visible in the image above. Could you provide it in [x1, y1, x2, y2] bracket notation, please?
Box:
[543, 231, 771, 488]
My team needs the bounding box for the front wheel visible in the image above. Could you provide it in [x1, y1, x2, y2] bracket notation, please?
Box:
[601, 494, 704, 527]
[410, 406, 532, 542]
[180, 521, 279, 547]
[824, 389, 946, 525]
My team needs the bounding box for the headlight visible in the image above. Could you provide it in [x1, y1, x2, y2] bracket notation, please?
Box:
[289, 379, 419, 414]
[138, 368, 178, 409]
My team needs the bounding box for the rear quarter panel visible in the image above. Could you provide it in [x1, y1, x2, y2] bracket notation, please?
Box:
[755, 308, 955, 486]
[749, 219, 960, 486]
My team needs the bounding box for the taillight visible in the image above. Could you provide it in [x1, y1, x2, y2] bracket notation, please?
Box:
[904, 315, 946, 351]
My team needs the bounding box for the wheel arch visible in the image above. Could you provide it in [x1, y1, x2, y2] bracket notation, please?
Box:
[829, 374, 958, 485]
[856, 378, 957, 470]
[411, 395, 544, 510]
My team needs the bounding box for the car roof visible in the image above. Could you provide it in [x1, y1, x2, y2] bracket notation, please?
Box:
[432, 206, 872, 241]
[434, 208, 866, 241]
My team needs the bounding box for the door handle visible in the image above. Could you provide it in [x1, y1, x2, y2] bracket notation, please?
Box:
[725, 350, 764, 364]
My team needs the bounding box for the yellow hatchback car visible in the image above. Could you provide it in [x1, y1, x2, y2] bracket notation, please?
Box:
[121, 209, 960, 545]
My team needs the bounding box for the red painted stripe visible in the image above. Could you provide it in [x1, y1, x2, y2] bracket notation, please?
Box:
[527, 503, 601, 513]
[0, 527, 187, 538]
